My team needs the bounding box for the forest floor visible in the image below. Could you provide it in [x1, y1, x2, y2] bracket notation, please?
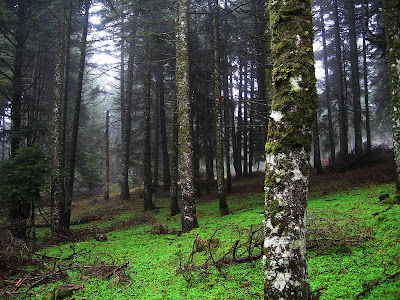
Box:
[0, 154, 399, 299]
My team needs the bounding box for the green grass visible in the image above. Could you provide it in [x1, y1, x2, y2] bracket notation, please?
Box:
[6, 177, 400, 299]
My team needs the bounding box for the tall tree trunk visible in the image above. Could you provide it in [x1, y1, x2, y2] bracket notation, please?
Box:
[8, 0, 30, 238]
[223, 69, 232, 193]
[249, 72, 255, 176]
[230, 75, 238, 179]
[236, 64, 243, 179]
[120, 38, 134, 200]
[313, 115, 322, 174]
[213, 0, 229, 216]
[143, 31, 156, 211]
[170, 99, 180, 216]
[61, 0, 73, 195]
[104, 110, 110, 200]
[158, 62, 171, 191]
[153, 79, 160, 188]
[176, 0, 199, 232]
[51, 0, 67, 237]
[243, 63, 248, 178]
[63, 0, 90, 229]
[320, 6, 336, 165]
[10, 0, 27, 157]
[263, 0, 317, 298]
[346, 0, 363, 157]
[382, 0, 400, 193]
[333, 0, 348, 159]
[362, 1, 372, 154]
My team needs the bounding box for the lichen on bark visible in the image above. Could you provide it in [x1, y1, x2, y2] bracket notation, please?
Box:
[263, 0, 317, 299]
[176, 0, 198, 232]
[382, 0, 400, 193]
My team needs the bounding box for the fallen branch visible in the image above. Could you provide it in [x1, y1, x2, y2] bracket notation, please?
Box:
[372, 205, 394, 217]
[105, 261, 129, 279]
[354, 277, 382, 299]
[354, 255, 386, 299]
[175, 254, 262, 273]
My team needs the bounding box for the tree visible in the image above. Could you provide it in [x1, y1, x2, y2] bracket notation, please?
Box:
[158, 61, 171, 191]
[382, 0, 400, 193]
[345, 0, 363, 158]
[51, 0, 68, 237]
[212, 0, 229, 216]
[333, 0, 348, 159]
[169, 98, 180, 216]
[263, 0, 318, 298]
[0, 146, 48, 238]
[143, 20, 157, 210]
[120, 35, 134, 200]
[64, 0, 91, 228]
[176, 0, 199, 232]
[319, 5, 336, 164]
[104, 109, 110, 200]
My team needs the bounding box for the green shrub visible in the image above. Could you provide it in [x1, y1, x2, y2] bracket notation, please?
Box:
[0, 145, 49, 237]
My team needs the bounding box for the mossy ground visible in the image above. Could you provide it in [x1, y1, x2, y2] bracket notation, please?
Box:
[2, 161, 400, 299]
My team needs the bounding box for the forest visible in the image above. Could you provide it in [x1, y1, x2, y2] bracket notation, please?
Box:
[0, 0, 399, 299]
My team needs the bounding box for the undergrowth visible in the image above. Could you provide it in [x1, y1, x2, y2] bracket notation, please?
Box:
[1, 175, 399, 299]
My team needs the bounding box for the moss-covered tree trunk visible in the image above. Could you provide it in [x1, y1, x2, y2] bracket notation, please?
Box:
[382, 0, 400, 193]
[176, 0, 199, 232]
[213, 0, 229, 216]
[263, 0, 317, 298]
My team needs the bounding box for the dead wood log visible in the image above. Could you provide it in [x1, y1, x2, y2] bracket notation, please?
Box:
[93, 225, 107, 241]
[50, 283, 82, 300]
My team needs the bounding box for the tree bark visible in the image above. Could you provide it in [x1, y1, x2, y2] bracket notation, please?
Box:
[313, 115, 322, 174]
[362, 0, 372, 154]
[263, 0, 317, 298]
[158, 62, 171, 191]
[104, 110, 110, 200]
[382, 0, 400, 193]
[64, 0, 90, 228]
[170, 99, 180, 216]
[333, 0, 348, 159]
[223, 61, 232, 193]
[143, 29, 156, 211]
[236, 64, 243, 179]
[120, 37, 134, 200]
[243, 63, 248, 178]
[320, 6, 336, 165]
[51, 0, 67, 237]
[153, 77, 160, 188]
[346, 0, 363, 158]
[9, 0, 27, 157]
[176, 0, 199, 232]
[213, 0, 229, 216]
